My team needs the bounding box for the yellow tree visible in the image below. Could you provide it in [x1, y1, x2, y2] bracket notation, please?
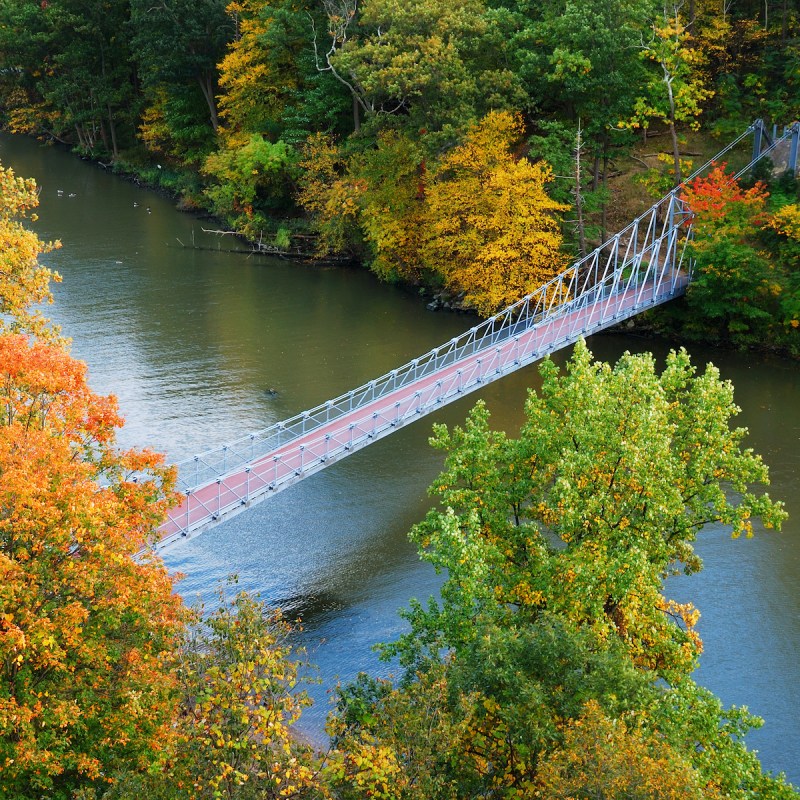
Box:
[139, 588, 320, 800]
[216, 0, 298, 147]
[422, 111, 569, 315]
[297, 131, 366, 257]
[0, 161, 61, 340]
[535, 700, 708, 799]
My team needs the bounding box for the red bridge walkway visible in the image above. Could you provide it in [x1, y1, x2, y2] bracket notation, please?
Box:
[149, 120, 799, 553]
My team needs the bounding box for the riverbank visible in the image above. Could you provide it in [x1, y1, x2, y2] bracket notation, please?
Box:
[14, 128, 798, 359]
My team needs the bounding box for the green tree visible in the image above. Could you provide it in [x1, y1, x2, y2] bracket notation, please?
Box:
[331, 341, 794, 798]
[317, 0, 525, 139]
[403, 341, 785, 676]
[0, 0, 136, 156]
[130, 0, 233, 163]
[528, 0, 651, 241]
[202, 135, 298, 236]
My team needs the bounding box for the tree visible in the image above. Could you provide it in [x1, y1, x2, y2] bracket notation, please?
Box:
[316, 0, 525, 139]
[130, 0, 233, 163]
[344, 130, 428, 283]
[215, 0, 348, 146]
[535, 699, 706, 799]
[671, 164, 800, 353]
[422, 111, 568, 315]
[0, 160, 61, 340]
[297, 131, 367, 258]
[0, 334, 182, 798]
[148, 587, 320, 800]
[0, 0, 138, 156]
[624, 7, 714, 183]
[526, 0, 651, 240]
[332, 341, 794, 798]
[404, 340, 784, 677]
[202, 134, 298, 236]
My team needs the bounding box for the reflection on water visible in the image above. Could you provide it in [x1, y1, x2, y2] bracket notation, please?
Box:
[2, 133, 798, 783]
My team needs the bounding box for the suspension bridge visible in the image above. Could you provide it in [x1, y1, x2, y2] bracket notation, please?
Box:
[150, 119, 800, 553]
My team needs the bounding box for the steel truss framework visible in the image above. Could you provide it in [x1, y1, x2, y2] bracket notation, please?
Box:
[150, 120, 800, 552]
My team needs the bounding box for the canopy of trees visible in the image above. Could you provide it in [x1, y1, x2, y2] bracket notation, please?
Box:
[0, 0, 798, 322]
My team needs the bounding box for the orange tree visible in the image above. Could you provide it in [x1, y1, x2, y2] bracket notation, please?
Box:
[0, 163, 184, 797]
[0, 334, 183, 798]
[0, 163, 333, 800]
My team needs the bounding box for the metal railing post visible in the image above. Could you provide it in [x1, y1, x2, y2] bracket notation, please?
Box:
[789, 123, 800, 174]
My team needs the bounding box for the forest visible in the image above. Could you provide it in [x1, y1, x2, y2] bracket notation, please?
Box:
[0, 0, 798, 351]
[1, 0, 800, 797]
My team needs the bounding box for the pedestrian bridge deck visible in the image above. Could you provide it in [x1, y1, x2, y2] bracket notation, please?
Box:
[150, 120, 799, 552]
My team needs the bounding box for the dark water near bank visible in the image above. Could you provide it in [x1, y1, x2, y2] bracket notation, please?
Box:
[2, 134, 797, 782]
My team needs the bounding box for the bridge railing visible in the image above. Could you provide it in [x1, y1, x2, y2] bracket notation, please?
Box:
[171, 120, 799, 494]
[173, 206, 686, 491]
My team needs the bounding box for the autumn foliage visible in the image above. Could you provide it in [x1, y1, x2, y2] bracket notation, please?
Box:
[422, 111, 569, 314]
[0, 335, 183, 797]
[675, 164, 800, 350]
[0, 161, 61, 340]
[681, 162, 768, 225]
[299, 111, 568, 314]
[0, 163, 183, 797]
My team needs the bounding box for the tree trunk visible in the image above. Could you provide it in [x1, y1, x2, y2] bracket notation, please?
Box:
[665, 74, 681, 184]
[781, 0, 788, 41]
[353, 93, 360, 133]
[575, 125, 586, 257]
[669, 119, 681, 184]
[197, 73, 219, 132]
[107, 104, 119, 160]
[601, 133, 610, 243]
[99, 119, 110, 154]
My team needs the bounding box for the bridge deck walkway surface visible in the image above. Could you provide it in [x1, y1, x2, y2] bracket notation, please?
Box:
[151, 120, 799, 552]
[157, 273, 687, 549]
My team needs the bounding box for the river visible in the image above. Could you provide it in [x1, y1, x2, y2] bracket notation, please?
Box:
[2, 133, 798, 783]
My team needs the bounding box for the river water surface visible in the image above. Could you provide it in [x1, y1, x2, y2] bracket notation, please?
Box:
[2, 133, 798, 783]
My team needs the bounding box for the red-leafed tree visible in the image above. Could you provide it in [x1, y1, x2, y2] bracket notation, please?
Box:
[677, 163, 798, 352]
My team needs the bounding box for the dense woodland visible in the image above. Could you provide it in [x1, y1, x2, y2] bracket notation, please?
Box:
[0, 0, 799, 350]
[1, 0, 800, 797]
